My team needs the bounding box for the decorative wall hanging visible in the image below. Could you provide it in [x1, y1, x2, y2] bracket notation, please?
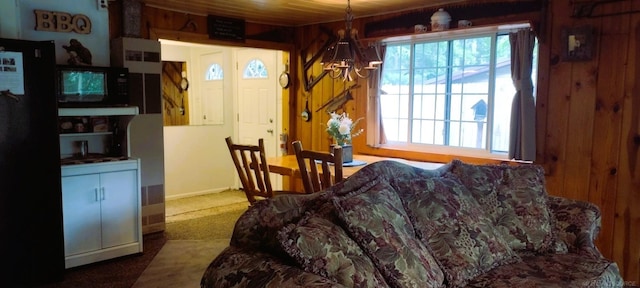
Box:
[301, 26, 336, 91]
[561, 26, 596, 62]
[62, 39, 93, 66]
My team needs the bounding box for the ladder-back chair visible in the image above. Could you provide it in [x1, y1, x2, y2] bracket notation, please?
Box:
[292, 140, 344, 194]
[226, 137, 295, 204]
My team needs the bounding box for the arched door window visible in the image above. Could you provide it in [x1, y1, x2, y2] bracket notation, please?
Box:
[242, 59, 268, 79]
[206, 63, 224, 80]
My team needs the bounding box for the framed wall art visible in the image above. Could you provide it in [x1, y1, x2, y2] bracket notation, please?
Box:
[561, 26, 596, 61]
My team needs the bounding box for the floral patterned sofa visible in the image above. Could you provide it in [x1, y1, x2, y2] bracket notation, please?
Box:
[201, 160, 623, 288]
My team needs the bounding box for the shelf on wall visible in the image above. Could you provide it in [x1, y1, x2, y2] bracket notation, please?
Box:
[361, 22, 532, 43]
[58, 106, 139, 117]
[59, 132, 112, 137]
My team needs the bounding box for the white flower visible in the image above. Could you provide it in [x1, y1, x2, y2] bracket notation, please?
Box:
[326, 112, 363, 146]
[338, 123, 350, 135]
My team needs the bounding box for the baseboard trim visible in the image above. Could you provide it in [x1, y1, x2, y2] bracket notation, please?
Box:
[165, 187, 233, 201]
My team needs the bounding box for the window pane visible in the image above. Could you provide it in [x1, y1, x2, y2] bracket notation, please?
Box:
[379, 29, 536, 156]
[381, 94, 398, 118]
[491, 34, 517, 153]
[383, 118, 399, 140]
[448, 120, 461, 146]
[434, 120, 445, 145]
[205, 63, 223, 80]
[243, 59, 267, 78]
[460, 121, 486, 149]
[398, 118, 409, 141]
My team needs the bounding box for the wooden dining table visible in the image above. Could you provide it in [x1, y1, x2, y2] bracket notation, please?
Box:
[267, 154, 445, 178]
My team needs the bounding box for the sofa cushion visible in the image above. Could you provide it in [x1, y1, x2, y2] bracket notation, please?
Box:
[402, 176, 520, 287]
[230, 191, 330, 256]
[465, 253, 624, 288]
[278, 212, 389, 287]
[449, 160, 556, 253]
[333, 180, 445, 288]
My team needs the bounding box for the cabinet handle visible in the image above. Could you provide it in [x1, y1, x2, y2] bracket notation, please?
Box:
[95, 188, 99, 201]
[101, 187, 105, 200]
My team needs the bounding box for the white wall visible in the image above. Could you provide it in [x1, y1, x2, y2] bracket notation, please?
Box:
[0, 0, 19, 39]
[1, 0, 110, 66]
[161, 42, 236, 199]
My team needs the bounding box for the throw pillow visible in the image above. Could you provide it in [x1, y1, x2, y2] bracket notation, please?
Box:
[278, 212, 389, 287]
[449, 159, 556, 253]
[333, 180, 445, 288]
[403, 176, 520, 288]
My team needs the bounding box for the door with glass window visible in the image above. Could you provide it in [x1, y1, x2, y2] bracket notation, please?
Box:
[199, 52, 224, 125]
[236, 48, 278, 160]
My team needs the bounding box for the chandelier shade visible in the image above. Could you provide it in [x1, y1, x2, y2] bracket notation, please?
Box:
[320, 0, 382, 81]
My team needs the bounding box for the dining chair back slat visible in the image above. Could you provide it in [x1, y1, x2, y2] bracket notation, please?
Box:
[226, 136, 281, 204]
[292, 141, 343, 194]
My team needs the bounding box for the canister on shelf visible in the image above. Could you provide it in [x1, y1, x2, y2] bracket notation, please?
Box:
[76, 140, 89, 158]
[431, 8, 451, 31]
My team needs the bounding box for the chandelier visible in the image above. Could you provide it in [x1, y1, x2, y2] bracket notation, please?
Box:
[320, 0, 383, 82]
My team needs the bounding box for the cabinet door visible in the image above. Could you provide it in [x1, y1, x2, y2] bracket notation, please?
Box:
[99, 169, 138, 248]
[61, 174, 102, 256]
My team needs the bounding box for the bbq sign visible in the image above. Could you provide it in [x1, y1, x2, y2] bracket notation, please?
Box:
[34, 9, 91, 34]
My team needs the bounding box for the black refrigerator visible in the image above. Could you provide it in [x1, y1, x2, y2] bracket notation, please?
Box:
[0, 38, 64, 286]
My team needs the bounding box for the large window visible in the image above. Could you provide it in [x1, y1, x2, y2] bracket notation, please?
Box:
[379, 29, 537, 155]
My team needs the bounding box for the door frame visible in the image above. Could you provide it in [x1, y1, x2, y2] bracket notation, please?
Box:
[151, 29, 292, 193]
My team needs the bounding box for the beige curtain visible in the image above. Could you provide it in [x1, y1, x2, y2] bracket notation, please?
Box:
[508, 29, 536, 161]
[366, 44, 387, 147]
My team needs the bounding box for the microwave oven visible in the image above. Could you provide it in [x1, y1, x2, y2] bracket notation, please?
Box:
[56, 65, 129, 107]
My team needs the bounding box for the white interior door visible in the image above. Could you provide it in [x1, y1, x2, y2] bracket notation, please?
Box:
[236, 48, 281, 188]
[199, 52, 224, 125]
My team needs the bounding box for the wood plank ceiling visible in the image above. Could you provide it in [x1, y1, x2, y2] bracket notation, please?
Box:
[141, 0, 479, 27]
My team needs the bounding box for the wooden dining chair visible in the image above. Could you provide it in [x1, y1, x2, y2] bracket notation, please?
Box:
[292, 140, 344, 194]
[225, 136, 296, 204]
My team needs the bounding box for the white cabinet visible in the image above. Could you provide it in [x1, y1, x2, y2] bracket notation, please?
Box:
[61, 159, 142, 269]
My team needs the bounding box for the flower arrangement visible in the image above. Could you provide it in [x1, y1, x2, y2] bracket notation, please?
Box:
[326, 112, 364, 146]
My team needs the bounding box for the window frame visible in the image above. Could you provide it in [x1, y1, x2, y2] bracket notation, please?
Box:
[371, 22, 532, 160]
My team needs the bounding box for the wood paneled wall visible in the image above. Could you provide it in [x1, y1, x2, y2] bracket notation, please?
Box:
[117, 0, 639, 283]
[539, 0, 639, 282]
[161, 61, 189, 126]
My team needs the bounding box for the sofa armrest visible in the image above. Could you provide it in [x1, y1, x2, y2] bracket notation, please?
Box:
[547, 196, 605, 258]
[201, 246, 344, 288]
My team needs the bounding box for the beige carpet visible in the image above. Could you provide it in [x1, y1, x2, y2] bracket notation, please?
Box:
[132, 190, 249, 288]
[132, 239, 230, 288]
[165, 190, 250, 223]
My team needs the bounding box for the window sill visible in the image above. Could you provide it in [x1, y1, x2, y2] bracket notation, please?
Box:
[359, 142, 530, 165]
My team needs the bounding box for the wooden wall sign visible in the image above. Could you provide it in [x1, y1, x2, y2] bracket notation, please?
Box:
[207, 15, 245, 41]
[34, 10, 92, 34]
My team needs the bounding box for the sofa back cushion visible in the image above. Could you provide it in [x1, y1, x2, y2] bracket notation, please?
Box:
[230, 192, 328, 256]
[333, 180, 445, 288]
[278, 212, 389, 287]
[402, 176, 520, 287]
[449, 160, 556, 253]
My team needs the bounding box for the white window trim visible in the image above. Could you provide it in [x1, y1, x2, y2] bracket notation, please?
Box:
[380, 22, 531, 43]
[370, 21, 532, 161]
